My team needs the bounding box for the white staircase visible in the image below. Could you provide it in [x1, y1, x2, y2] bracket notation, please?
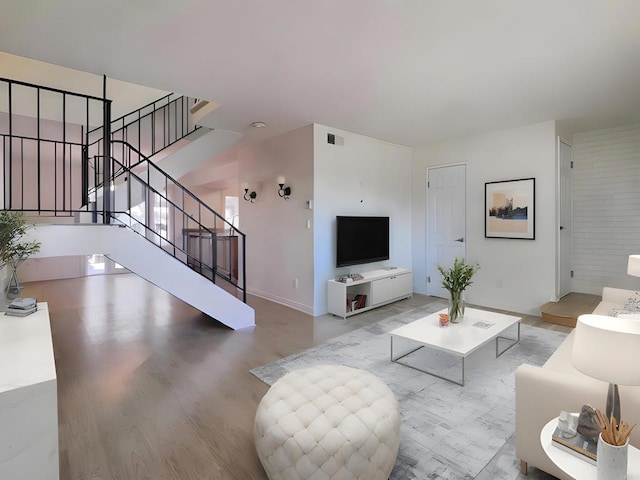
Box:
[1, 79, 252, 329]
[25, 224, 255, 330]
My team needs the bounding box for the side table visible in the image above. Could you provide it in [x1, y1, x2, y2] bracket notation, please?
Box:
[541, 416, 640, 479]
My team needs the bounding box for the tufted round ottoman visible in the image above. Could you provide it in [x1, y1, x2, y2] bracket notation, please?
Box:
[254, 365, 400, 480]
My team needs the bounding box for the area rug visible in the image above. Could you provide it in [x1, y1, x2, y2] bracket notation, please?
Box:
[251, 303, 566, 480]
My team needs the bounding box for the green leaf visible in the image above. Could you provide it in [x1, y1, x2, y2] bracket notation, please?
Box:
[0, 211, 41, 265]
[436, 257, 480, 293]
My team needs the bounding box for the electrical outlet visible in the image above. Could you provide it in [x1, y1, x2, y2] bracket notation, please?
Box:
[294, 278, 299, 289]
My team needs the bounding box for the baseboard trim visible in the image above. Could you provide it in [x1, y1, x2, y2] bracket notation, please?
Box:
[248, 289, 314, 316]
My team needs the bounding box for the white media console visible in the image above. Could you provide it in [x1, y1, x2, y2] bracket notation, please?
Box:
[327, 268, 413, 318]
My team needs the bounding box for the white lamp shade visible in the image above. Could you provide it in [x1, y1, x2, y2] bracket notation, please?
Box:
[241, 182, 248, 190]
[276, 176, 285, 185]
[628, 255, 640, 277]
[572, 314, 640, 386]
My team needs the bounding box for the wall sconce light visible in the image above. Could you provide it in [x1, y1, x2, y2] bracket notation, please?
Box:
[241, 183, 257, 203]
[277, 176, 292, 200]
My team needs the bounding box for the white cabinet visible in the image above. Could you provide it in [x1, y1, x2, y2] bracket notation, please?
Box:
[327, 268, 412, 318]
[0, 303, 59, 480]
[372, 273, 413, 305]
[371, 277, 394, 305]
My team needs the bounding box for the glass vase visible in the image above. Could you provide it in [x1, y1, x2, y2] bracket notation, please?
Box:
[5, 260, 22, 299]
[448, 290, 465, 323]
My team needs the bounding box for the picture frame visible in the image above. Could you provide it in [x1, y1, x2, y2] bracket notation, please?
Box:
[485, 177, 535, 240]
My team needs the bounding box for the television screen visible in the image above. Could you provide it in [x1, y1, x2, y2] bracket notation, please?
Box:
[336, 216, 389, 267]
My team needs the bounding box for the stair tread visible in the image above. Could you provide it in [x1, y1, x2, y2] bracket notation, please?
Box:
[540, 293, 601, 327]
[541, 293, 601, 317]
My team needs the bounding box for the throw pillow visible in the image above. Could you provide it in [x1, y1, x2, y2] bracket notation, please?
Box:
[610, 291, 640, 317]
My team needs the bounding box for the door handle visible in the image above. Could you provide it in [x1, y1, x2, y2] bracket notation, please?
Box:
[560, 226, 565, 230]
[455, 237, 464, 242]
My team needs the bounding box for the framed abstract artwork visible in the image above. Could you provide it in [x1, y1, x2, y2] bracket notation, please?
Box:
[485, 177, 535, 240]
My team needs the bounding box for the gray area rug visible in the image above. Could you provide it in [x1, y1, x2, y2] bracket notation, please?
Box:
[251, 302, 566, 480]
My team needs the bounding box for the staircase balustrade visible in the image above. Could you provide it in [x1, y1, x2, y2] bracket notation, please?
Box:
[0, 76, 246, 303]
[86, 93, 201, 173]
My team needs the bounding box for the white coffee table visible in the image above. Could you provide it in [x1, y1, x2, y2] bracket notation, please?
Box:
[389, 307, 521, 385]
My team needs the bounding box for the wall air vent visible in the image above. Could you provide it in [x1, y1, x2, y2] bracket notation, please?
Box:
[327, 133, 344, 146]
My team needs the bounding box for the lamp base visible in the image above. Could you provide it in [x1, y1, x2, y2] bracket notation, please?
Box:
[606, 383, 621, 424]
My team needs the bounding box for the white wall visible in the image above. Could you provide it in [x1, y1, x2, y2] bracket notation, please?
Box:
[571, 123, 640, 293]
[18, 256, 85, 282]
[412, 121, 557, 315]
[313, 124, 413, 315]
[238, 125, 315, 314]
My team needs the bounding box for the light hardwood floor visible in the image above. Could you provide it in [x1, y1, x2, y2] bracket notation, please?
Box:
[19, 274, 571, 480]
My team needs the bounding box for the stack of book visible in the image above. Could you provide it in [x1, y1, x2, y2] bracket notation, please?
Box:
[347, 294, 367, 312]
[551, 425, 597, 465]
[5, 297, 38, 317]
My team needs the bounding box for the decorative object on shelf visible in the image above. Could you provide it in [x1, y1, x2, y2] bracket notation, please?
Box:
[577, 404, 601, 440]
[557, 410, 578, 438]
[595, 409, 636, 480]
[572, 314, 640, 426]
[348, 294, 367, 311]
[0, 211, 41, 298]
[241, 183, 257, 203]
[485, 177, 535, 240]
[276, 176, 292, 200]
[436, 257, 479, 323]
[597, 435, 628, 480]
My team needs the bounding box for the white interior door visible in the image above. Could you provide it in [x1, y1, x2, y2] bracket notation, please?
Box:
[558, 139, 572, 298]
[426, 164, 467, 298]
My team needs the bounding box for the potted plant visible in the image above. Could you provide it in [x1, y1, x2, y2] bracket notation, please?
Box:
[436, 257, 479, 322]
[0, 211, 41, 297]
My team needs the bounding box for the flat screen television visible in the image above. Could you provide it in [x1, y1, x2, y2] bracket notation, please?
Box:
[336, 216, 389, 267]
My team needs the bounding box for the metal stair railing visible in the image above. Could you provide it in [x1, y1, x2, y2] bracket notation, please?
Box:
[1, 76, 109, 213]
[97, 140, 247, 301]
[1, 76, 247, 303]
[86, 93, 201, 175]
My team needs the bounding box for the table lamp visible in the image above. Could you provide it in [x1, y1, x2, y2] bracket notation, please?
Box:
[629, 254, 640, 278]
[572, 314, 640, 423]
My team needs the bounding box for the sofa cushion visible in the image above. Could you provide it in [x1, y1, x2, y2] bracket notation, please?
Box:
[593, 301, 623, 316]
[543, 331, 580, 375]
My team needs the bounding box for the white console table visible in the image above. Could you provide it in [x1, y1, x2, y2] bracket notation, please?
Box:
[0, 302, 59, 480]
[327, 268, 412, 318]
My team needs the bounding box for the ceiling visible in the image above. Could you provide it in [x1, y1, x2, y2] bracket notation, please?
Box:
[1, 1, 640, 147]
